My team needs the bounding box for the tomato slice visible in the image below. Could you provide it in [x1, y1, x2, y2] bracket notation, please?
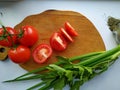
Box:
[65, 21, 78, 36]
[60, 27, 74, 42]
[50, 32, 67, 51]
[32, 44, 52, 64]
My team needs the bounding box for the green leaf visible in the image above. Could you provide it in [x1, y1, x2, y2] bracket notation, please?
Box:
[84, 66, 93, 74]
[27, 81, 46, 90]
[54, 77, 65, 90]
[40, 72, 57, 80]
[73, 65, 84, 80]
[70, 80, 81, 90]
[82, 77, 89, 83]
[56, 56, 71, 64]
[39, 78, 65, 90]
[49, 64, 65, 78]
[65, 70, 73, 81]
[38, 79, 54, 90]
[49, 64, 65, 72]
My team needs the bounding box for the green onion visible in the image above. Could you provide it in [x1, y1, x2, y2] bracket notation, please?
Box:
[3, 45, 120, 90]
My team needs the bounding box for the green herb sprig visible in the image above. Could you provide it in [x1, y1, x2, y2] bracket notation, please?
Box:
[4, 45, 120, 90]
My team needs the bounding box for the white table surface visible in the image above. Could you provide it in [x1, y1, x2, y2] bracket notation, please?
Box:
[0, 0, 120, 90]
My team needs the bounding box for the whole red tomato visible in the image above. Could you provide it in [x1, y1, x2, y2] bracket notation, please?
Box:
[18, 25, 39, 47]
[8, 45, 31, 63]
[0, 26, 17, 47]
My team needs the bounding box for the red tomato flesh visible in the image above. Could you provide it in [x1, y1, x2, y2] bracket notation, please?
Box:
[50, 32, 67, 51]
[32, 44, 52, 64]
[60, 27, 74, 42]
[65, 21, 78, 36]
[8, 45, 31, 63]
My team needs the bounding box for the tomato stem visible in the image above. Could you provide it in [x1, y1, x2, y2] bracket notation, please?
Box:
[17, 29, 24, 38]
[1, 25, 16, 47]
[0, 24, 24, 47]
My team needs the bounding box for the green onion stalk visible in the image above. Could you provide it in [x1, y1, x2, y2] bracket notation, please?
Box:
[4, 45, 120, 90]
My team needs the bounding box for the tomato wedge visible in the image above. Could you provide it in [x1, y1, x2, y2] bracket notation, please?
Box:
[32, 44, 52, 64]
[65, 21, 78, 36]
[60, 27, 74, 42]
[50, 32, 67, 51]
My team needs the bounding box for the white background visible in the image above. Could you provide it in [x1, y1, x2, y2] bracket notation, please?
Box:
[0, 0, 120, 90]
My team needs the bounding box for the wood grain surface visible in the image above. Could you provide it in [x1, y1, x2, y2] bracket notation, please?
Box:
[14, 10, 106, 71]
[0, 45, 9, 60]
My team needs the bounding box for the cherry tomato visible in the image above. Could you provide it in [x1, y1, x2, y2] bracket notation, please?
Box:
[32, 44, 52, 64]
[50, 32, 67, 51]
[19, 25, 39, 47]
[65, 21, 78, 36]
[8, 45, 31, 63]
[0, 27, 17, 47]
[60, 27, 74, 42]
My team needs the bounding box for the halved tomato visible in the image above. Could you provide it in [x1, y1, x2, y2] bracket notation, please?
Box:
[60, 27, 74, 42]
[50, 32, 67, 51]
[65, 21, 78, 36]
[32, 44, 52, 64]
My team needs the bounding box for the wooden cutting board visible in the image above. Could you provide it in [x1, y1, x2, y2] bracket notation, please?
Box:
[0, 45, 9, 60]
[14, 10, 106, 71]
